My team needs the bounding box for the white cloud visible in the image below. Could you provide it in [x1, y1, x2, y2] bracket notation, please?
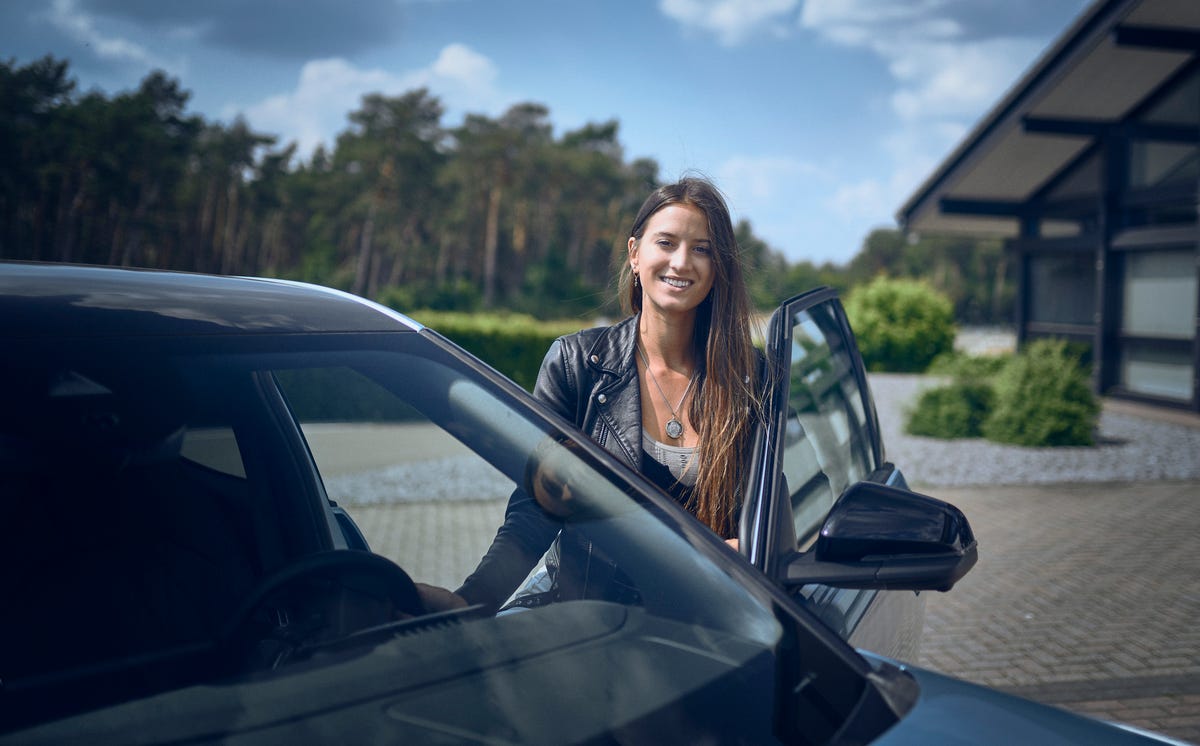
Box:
[718, 154, 827, 203]
[797, 0, 1052, 243]
[659, 0, 801, 46]
[801, 0, 1042, 125]
[405, 43, 504, 112]
[45, 0, 175, 71]
[885, 37, 1043, 123]
[241, 44, 506, 158]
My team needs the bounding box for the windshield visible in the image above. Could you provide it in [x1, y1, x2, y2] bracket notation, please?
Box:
[2, 331, 878, 744]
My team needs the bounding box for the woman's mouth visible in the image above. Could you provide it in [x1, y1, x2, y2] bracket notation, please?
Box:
[661, 276, 692, 289]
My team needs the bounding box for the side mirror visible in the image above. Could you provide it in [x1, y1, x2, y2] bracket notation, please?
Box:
[785, 481, 978, 592]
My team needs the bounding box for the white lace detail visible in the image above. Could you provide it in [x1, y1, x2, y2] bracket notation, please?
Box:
[642, 428, 699, 486]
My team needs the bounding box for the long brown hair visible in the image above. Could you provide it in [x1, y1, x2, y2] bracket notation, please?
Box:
[620, 177, 761, 539]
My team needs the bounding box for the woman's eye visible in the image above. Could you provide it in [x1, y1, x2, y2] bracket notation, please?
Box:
[694, 245, 711, 254]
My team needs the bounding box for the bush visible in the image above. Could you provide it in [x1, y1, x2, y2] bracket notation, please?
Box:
[982, 339, 1099, 447]
[906, 381, 994, 439]
[926, 350, 1009, 380]
[845, 276, 956, 372]
[407, 310, 585, 391]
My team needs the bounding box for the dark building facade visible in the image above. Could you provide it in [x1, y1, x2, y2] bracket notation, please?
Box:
[899, 0, 1199, 411]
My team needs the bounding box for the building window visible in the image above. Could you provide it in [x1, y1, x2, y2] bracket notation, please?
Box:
[1121, 250, 1197, 339]
[1029, 252, 1095, 326]
[1129, 140, 1199, 191]
[1120, 342, 1194, 401]
[1117, 250, 1197, 402]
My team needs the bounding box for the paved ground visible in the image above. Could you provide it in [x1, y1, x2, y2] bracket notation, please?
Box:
[913, 479, 1200, 743]
[339, 367, 1200, 743]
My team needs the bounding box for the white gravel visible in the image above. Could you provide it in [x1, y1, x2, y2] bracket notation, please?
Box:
[870, 373, 1200, 488]
[323, 370, 1199, 506]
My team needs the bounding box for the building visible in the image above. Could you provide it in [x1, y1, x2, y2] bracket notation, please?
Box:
[898, 0, 1199, 411]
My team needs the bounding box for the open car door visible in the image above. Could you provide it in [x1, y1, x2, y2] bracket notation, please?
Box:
[741, 287, 974, 662]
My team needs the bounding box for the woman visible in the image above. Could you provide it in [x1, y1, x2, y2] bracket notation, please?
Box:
[447, 176, 764, 612]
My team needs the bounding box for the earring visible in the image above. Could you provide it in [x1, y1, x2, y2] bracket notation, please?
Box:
[633, 273, 640, 288]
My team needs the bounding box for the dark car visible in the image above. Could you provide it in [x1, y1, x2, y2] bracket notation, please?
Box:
[0, 262, 1175, 744]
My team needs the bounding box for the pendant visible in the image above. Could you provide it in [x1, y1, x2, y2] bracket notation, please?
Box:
[665, 418, 684, 439]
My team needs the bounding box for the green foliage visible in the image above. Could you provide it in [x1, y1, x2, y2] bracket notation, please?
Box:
[982, 339, 1100, 447]
[406, 310, 586, 391]
[847, 228, 1014, 325]
[379, 280, 482, 313]
[906, 382, 994, 439]
[926, 350, 1009, 380]
[845, 276, 956, 372]
[3, 56, 1020, 324]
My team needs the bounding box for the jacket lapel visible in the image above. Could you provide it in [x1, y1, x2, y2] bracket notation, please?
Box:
[585, 316, 642, 470]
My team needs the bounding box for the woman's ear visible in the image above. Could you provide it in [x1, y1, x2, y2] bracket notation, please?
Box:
[627, 236, 638, 262]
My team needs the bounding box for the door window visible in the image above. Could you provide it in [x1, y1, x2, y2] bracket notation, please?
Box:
[777, 297, 878, 547]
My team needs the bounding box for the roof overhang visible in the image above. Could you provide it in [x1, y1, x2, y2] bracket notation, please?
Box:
[897, 0, 1200, 239]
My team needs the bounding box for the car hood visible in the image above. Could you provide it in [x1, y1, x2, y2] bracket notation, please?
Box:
[867, 655, 1186, 745]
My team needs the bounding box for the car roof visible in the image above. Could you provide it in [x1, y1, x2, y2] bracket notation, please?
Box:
[0, 262, 422, 339]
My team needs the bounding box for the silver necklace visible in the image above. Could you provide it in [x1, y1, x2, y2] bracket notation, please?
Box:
[637, 344, 697, 440]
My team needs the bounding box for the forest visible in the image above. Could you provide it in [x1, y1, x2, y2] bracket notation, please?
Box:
[0, 55, 1014, 323]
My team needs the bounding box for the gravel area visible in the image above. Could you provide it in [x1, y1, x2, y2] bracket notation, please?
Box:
[870, 373, 1200, 488]
[319, 371, 1200, 504]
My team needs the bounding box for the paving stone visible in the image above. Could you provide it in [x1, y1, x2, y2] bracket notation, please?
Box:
[916, 480, 1200, 743]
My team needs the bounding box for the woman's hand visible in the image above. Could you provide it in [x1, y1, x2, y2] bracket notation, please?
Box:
[415, 582, 469, 612]
[724, 538, 739, 551]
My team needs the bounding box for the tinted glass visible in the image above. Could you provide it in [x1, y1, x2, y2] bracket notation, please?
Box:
[782, 301, 875, 544]
[1029, 252, 1096, 326]
[1, 333, 821, 744]
[1121, 250, 1197, 339]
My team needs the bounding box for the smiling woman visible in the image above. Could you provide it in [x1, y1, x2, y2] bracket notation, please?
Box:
[444, 176, 767, 613]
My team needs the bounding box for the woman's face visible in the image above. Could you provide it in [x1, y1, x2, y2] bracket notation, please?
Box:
[629, 203, 716, 319]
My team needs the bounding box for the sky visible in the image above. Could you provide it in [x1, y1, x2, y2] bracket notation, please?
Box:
[1, 0, 1092, 266]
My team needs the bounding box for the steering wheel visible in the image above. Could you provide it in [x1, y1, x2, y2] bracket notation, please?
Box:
[222, 550, 425, 672]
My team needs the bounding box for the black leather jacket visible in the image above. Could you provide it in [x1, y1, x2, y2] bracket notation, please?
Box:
[456, 316, 646, 610]
[456, 315, 756, 610]
[532, 314, 644, 470]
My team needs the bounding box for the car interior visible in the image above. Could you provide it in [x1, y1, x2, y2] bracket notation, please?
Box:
[0, 338, 804, 741]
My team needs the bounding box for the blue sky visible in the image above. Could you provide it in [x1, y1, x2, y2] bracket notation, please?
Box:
[1, 0, 1090, 265]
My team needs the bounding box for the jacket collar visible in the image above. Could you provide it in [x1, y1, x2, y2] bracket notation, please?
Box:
[584, 314, 639, 385]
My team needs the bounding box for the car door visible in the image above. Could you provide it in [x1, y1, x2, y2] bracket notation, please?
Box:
[743, 286, 926, 662]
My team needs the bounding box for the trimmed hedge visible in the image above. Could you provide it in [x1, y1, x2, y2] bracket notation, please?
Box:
[408, 310, 588, 391]
[906, 381, 994, 439]
[982, 338, 1099, 447]
[845, 276, 956, 373]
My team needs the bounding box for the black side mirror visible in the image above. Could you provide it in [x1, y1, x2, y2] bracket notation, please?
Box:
[784, 481, 978, 592]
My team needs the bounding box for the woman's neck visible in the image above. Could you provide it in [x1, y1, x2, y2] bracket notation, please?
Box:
[638, 310, 696, 371]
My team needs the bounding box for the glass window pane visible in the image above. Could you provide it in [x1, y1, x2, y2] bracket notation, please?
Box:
[1120, 342, 1194, 400]
[1029, 253, 1096, 326]
[276, 366, 513, 590]
[1130, 140, 1199, 190]
[783, 302, 875, 545]
[1122, 251, 1198, 339]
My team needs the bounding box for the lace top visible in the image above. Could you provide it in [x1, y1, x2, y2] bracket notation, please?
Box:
[642, 428, 699, 486]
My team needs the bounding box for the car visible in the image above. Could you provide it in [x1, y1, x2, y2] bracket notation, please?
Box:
[0, 262, 1175, 744]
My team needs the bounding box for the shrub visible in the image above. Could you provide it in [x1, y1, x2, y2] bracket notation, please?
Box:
[906, 381, 994, 439]
[845, 276, 956, 373]
[927, 350, 1009, 380]
[407, 310, 585, 391]
[982, 339, 1099, 447]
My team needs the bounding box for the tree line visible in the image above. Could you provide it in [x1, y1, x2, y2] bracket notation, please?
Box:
[0, 55, 1013, 323]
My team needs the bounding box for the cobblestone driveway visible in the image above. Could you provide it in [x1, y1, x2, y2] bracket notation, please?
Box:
[916, 480, 1200, 743]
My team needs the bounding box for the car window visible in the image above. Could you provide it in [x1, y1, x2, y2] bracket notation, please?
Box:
[180, 427, 246, 477]
[0, 352, 270, 689]
[3, 331, 897, 744]
[780, 299, 877, 546]
[274, 365, 513, 590]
